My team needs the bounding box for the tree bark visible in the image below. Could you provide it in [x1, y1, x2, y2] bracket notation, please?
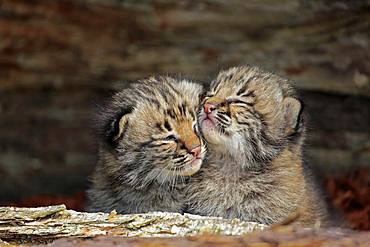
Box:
[44, 229, 370, 247]
[1, 206, 369, 247]
[0, 0, 369, 96]
[0, 205, 265, 245]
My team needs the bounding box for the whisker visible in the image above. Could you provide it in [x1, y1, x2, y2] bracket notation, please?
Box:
[171, 167, 177, 191]
[158, 162, 173, 189]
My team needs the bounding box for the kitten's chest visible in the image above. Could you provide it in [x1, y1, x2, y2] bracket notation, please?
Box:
[196, 172, 265, 198]
[188, 163, 278, 215]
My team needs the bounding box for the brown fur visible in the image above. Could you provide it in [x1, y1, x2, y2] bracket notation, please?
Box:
[87, 77, 206, 213]
[185, 66, 331, 227]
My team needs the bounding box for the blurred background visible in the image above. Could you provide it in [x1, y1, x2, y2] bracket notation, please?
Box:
[0, 0, 369, 229]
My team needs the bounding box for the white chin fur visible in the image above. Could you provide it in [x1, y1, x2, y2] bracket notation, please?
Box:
[180, 159, 202, 176]
[202, 122, 245, 161]
[155, 159, 202, 184]
[201, 119, 224, 144]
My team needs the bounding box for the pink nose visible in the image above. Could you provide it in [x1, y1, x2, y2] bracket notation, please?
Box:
[204, 103, 216, 114]
[190, 146, 201, 158]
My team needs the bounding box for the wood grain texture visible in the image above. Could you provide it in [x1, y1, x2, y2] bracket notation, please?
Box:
[0, 0, 369, 203]
[0, 205, 369, 247]
[42, 230, 370, 247]
[0, 0, 369, 95]
[0, 205, 265, 245]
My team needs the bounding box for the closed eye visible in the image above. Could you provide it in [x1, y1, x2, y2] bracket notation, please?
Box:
[201, 93, 215, 102]
[164, 134, 178, 142]
[227, 98, 253, 107]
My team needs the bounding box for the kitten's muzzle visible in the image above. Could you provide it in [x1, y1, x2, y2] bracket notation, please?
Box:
[202, 103, 217, 125]
[204, 103, 216, 114]
[181, 145, 204, 176]
[189, 145, 201, 159]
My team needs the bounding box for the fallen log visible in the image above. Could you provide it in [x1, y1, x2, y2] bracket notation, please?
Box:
[0, 205, 265, 245]
[1, 205, 369, 246]
[43, 229, 370, 247]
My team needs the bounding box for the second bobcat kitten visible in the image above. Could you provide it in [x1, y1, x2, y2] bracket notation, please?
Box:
[88, 77, 206, 214]
[186, 66, 330, 226]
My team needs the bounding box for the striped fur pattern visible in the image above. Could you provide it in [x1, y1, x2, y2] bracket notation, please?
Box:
[186, 66, 331, 226]
[87, 76, 206, 214]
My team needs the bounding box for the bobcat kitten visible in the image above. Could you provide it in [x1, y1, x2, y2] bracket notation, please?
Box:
[88, 77, 206, 213]
[186, 66, 330, 226]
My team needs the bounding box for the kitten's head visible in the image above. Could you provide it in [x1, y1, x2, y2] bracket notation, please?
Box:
[99, 77, 206, 187]
[199, 66, 304, 166]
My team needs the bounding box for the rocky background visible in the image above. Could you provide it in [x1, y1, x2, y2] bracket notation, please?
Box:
[0, 0, 369, 229]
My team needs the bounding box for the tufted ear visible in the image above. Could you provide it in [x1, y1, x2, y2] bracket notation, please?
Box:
[105, 106, 133, 146]
[283, 97, 303, 136]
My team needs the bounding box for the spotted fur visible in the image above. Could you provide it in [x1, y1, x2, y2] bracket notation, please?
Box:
[87, 76, 206, 213]
[186, 66, 331, 226]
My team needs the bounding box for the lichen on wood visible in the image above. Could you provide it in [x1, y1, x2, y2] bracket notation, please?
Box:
[1, 206, 370, 246]
[0, 205, 266, 245]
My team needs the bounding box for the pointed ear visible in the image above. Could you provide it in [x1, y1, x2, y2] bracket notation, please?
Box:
[105, 107, 133, 146]
[283, 97, 303, 136]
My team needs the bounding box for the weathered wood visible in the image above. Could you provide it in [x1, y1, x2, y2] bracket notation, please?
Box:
[1, 206, 369, 247]
[0, 205, 265, 245]
[0, 0, 369, 95]
[41, 229, 370, 247]
[301, 91, 370, 173]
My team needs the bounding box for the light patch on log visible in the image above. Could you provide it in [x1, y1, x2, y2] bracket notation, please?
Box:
[0, 205, 266, 245]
